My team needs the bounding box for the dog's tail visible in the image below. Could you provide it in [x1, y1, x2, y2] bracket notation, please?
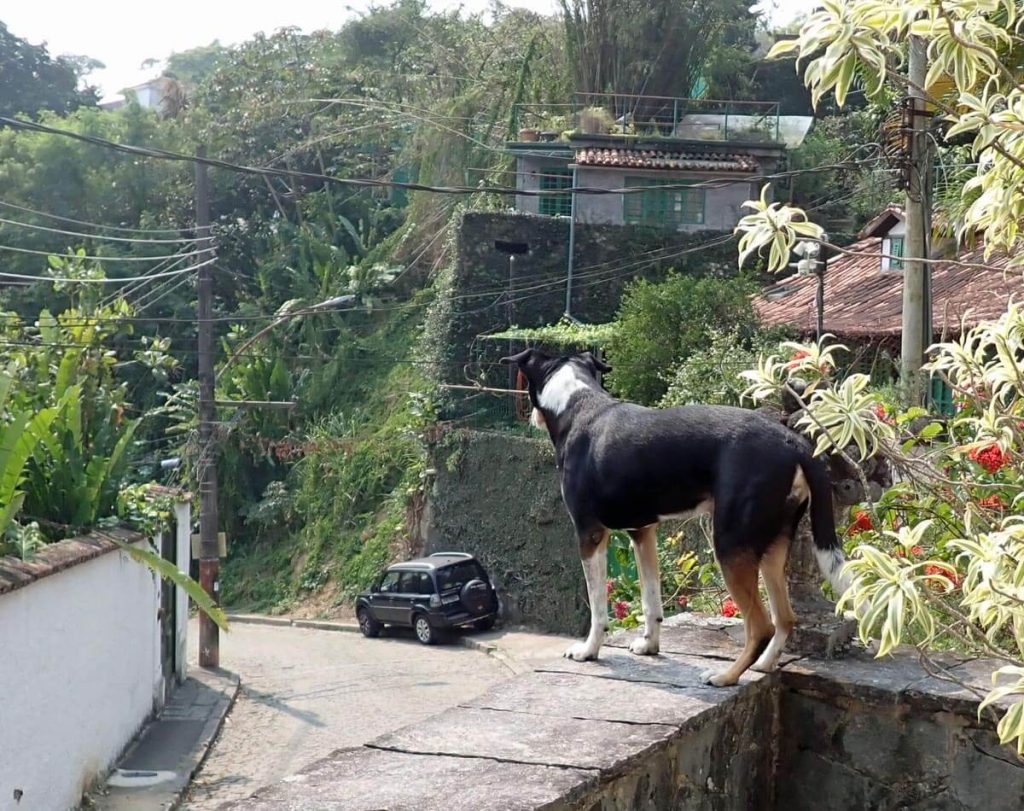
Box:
[800, 457, 854, 599]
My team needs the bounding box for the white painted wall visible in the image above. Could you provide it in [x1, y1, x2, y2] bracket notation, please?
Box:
[173, 501, 191, 683]
[881, 215, 907, 272]
[0, 541, 164, 811]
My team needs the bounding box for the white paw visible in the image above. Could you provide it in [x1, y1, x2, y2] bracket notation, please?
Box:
[699, 668, 737, 687]
[563, 641, 599, 662]
[628, 636, 659, 656]
[750, 655, 779, 673]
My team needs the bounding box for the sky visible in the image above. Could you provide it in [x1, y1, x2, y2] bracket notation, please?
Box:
[5, 0, 803, 103]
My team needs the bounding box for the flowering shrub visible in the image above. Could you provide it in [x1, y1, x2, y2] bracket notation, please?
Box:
[740, 312, 1024, 754]
[605, 529, 724, 631]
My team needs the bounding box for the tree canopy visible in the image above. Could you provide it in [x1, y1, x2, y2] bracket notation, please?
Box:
[0, 22, 99, 118]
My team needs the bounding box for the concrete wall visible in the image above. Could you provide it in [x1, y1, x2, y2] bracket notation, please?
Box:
[421, 211, 741, 426]
[515, 156, 761, 231]
[0, 534, 165, 811]
[424, 430, 587, 634]
[515, 154, 573, 216]
[575, 167, 756, 232]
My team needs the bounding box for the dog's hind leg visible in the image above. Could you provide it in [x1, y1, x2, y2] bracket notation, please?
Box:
[701, 554, 774, 687]
[751, 538, 796, 673]
[564, 528, 610, 662]
[627, 525, 662, 655]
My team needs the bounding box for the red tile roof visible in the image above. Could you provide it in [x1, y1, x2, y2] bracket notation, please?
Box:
[574, 148, 758, 173]
[753, 237, 1023, 338]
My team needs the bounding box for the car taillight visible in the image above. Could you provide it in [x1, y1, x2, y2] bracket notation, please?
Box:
[429, 594, 441, 608]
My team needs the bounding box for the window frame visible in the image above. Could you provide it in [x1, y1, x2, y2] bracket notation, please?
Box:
[379, 570, 402, 593]
[623, 176, 705, 228]
[884, 235, 905, 271]
[538, 167, 573, 217]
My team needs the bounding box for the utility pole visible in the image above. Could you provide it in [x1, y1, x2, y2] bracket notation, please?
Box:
[564, 165, 578, 320]
[195, 145, 220, 669]
[900, 35, 933, 402]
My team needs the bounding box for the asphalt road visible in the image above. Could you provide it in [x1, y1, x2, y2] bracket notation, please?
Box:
[180, 620, 513, 810]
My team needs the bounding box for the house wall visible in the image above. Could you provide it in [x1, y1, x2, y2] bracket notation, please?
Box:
[514, 155, 760, 231]
[515, 154, 573, 216]
[575, 167, 756, 231]
[0, 534, 165, 811]
[881, 217, 907, 273]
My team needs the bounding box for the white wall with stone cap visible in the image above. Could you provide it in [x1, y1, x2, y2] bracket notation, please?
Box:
[0, 537, 163, 811]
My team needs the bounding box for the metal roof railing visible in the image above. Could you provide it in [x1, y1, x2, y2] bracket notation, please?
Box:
[511, 92, 781, 144]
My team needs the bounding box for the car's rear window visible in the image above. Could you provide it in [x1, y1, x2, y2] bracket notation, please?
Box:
[436, 561, 485, 592]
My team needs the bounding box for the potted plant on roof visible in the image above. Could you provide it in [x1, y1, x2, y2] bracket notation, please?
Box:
[518, 127, 540, 142]
[578, 106, 615, 135]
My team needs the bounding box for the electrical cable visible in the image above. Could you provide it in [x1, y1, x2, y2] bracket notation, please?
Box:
[0, 255, 215, 284]
[0, 115, 894, 199]
[0, 199, 188, 234]
[0, 241, 210, 264]
[0, 215, 206, 245]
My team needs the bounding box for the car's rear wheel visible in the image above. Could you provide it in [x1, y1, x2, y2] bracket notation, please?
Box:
[414, 614, 438, 645]
[358, 607, 381, 638]
[474, 616, 496, 631]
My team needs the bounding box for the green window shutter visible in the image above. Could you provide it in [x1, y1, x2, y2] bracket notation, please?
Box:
[539, 168, 573, 216]
[930, 376, 955, 416]
[623, 176, 704, 228]
[889, 236, 905, 270]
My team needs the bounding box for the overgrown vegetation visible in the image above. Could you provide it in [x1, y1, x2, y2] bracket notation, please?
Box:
[603, 273, 762, 405]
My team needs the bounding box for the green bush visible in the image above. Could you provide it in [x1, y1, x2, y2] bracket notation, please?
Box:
[660, 327, 792, 408]
[603, 273, 759, 405]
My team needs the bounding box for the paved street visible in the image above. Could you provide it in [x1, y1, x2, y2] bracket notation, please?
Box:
[181, 620, 517, 810]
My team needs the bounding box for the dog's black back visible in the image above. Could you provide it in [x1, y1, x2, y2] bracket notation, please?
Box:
[558, 397, 814, 559]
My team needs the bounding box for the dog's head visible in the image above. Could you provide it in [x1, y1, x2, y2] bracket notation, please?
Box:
[500, 349, 611, 430]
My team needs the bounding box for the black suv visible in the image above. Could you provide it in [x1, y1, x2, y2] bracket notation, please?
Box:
[355, 553, 499, 645]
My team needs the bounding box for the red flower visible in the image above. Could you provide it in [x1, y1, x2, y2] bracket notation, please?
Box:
[968, 444, 1009, 474]
[911, 546, 923, 557]
[895, 547, 906, 558]
[676, 595, 688, 608]
[787, 349, 810, 370]
[613, 600, 630, 620]
[871, 403, 896, 425]
[925, 563, 961, 589]
[721, 598, 739, 618]
[978, 494, 1006, 510]
[606, 579, 615, 596]
[848, 510, 873, 535]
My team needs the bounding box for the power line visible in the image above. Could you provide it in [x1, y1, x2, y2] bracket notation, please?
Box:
[0, 115, 890, 199]
[0, 215, 208, 245]
[0, 199, 187, 235]
[0, 241, 211, 264]
[0, 255, 214, 284]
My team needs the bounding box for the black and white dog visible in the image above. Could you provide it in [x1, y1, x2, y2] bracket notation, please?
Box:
[502, 348, 851, 686]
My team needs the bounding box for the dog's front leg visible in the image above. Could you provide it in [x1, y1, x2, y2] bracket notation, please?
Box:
[628, 526, 662, 655]
[564, 528, 609, 662]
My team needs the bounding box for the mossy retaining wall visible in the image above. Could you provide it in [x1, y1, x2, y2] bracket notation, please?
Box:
[421, 211, 739, 424]
[422, 429, 586, 634]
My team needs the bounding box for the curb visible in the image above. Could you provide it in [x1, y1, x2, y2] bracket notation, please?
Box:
[174, 669, 241, 809]
[456, 635, 529, 676]
[98, 669, 240, 811]
[226, 613, 527, 674]
[226, 613, 360, 633]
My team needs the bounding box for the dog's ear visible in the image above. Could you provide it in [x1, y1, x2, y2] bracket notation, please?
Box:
[500, 348, 540, 367]
[578, 350, 612, 375]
